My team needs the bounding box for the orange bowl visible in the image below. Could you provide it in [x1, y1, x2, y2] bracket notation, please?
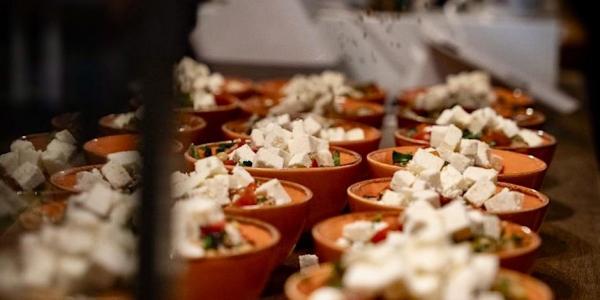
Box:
[254, 79, 386, 104]
[394, 127, 557, 166]
[83, 134, 183, 164]
[224, 177, 312, 265]
[18, 132, 54, 151]
[177, 216, 280, 300]
[185, 141, 363, 228]
[49, 164, 104, 193]
[367, 146, 547, 189]
[222, 118, 381, 158]
[99, 113, 206, 148]
[347, 178, 549, 231]
[285, 264, 553, 300]
[313, 211, 540, 272]
[175, 94, 240, 142]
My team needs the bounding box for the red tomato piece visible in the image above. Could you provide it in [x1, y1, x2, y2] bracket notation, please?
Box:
[370, 226, 390, 244]
[200, 220, 226, 235]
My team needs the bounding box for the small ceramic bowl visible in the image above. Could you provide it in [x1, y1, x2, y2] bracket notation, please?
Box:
[99, 113, 207, 148]
[367, 146, 547, 189]
[177, 216, 280, 300]
[394, 126, 557, 166]
[224, 177, 313, 265]
[175, 94, 241, 142]
[83, 134, 183, 164]
[222, 118, 382, 158]
[285, 264, 553, 300]
[185, 141, 363, 228]
[17, 132, 54, 150]
[396, 87, 546, 129]
[347, 178, 549, 231]
[50, 164, 104, 193]
[313, 211, 540, 272]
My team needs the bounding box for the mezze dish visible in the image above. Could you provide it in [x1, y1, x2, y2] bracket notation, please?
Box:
[313, 201, 541, 272]
[368, 128, 547, 189]
[172, 199, 280, 300]
[83, 134, 183, 164]
[286, 203, 552, 300]
[222, 113, 381, 157]
[394, 106, 556, 165]
[172, 156, 312, 264]
[185, 120, 362, 227]
[396, 71, 545, 129]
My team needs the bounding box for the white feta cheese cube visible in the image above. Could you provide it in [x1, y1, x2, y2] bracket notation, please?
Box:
[113, 112, 135, 128]
[459, 139, 479, 156]
[10, 140, 35, 152]
[390, 170, 416, 191]
[406, 149, 445, 174]
[250, 129, 265, 147]
[429, 126, 448, 148]
[498, 119, 520, 138]
[264, 125, 291, 149]
[194, 156, 228, 176]
[464, 179, 496, 207]
[20, 235, 56, 287]
[193, 174, 230, 205]
[11, 162, 45, 191]
[439, 200, 470, 235]
[109, 194, 138, 226]
[0, 152, 18, 174]
[54, 130, 76, 144]
[46, 139, 76, 160]
[449, 105, 472, 128]
[435, 109, 454, 125]
[345, 128, 365, 141]
[75, 168, 109, 191]
[277, 114, 291, 126]
[484, 188, 524, 212]
[54, 225, 96, 255]
[490, 154, 503, 172]
[256, 178, 291, 205]
[299, 254, 319, 275]
[18, 148, 42, 167]
[315, 150, 334, 167]
[412, 190, 440, 207]
[310, 136, 329, 152]
[517, 129, 543, 147]
[107, 150, 141, 170]
[90, 236, 135, 276]
[439, 124, 462, 151]
[101, 161, 133, 189]
[470, 254, 499, 290]
[41, 148, 69, 175]
[380, 190, 409, 207]
[446, 152, 473, 173]
[474, 141, 492, 168]
[229, 166, 255, 189]
[82, 183, 119, 216]
[255, 148, 284, 169]
[342, 220, 378, 243]
[481, 214, 501, 239]
[288, 152, 312, 168]
[418, 169, 441, 191]
[308, 287, 344, 300]
[403, 201, 446, 243]
[288, 132, 312, 155]
[303, 116, 322, 135]
[463, 167, 498, 185]
[440, 165, 463, 194]
[192, 92, 216, 109]
[323, 127, 345, 142]
[229, 144, 256, 166]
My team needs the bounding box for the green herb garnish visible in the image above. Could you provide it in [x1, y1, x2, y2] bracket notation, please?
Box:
[189, 144, 200, 159]
[392, 151, 413, 166]
[216, 142, 235, 153]
[332, 151, 341, 166]
[462, 130, 481, 140]
[257, 195, 268, 203]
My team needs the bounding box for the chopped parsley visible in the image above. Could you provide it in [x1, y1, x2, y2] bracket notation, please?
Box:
[392, 151, 413, 166]
[202, 146, 212, 157]
[202, 232, 225, 250]
[189, 145, 200, 159]
[462, 130, 481, 140]
[332, 151, 341, 166]
[256, 195, 268, 203]
[216, 142, 235, 153]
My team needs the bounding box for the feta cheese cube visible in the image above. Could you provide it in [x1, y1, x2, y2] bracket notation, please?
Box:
[342, 220, 377, 243]
[390, 170, 416, 191]
[255, 148, 284, 169]
[107, 151, 142, 171]
[308, 287, 344, 300]
[250, 129, 265, 147]
[309, 136, 329, 152]
[345, 128, 365, 141]
[229, 166, 255, 189]
[403, 201, 446, 243]
[113, 112, 135, 128]
[303, 116, 322, 135]
[439, 124, 462, 151]
[193, 174, 230, 205]
[264, 125, 291, 149]
[288, 152, 312, 168]
[463, 167, 498, 185]
[406, 273, 440, 299]
[192, 92, 216, 109]
[470, 254, 499, 290]
[75, 168, 109, 191]
[299, 254, 319, 275]
[484, 188, 524, 212]
[440, 165, 463, 194]
[18, 148, 42, 167]
[20, 235, 56, 287]
[517, 129, 543, 147]
[498, 118, 519, 138]
[439, 200, 470, 236]
[464, 179, 496, 207]
[101, 161, 133, 189]
[10, 140, 34, 152]
[467, 110, 490, 134]
[277, 114, 291, 126]
[406, 149, 445, 174]
[481, 214, 501, 239]
[256, 178, 291, 205]
[322, 127, 345, 142]
[459, 139, 479, 156]
[288, 131, 312, 155]
[446, 152, 473, 173]
[449, 105, 472, 128]
[418, 169, 441, 190]
[474, 141, 492, 168]
[490, 154, 503, 172]
[194, 156, 228, 176]
[380, 190, 409, 207]
[435, 109, 454, 125]
[412, 190, 440, 207]
[41, 148, 69, 175]
[54, 130, 76, 144]
[229, 144, 256, 166]
[11, 162, 45, 191]
[0, 152, 18, 174]
[315, 150, 334, 167]
[46, 139, 76, 160]
[429, 126, 448, 148]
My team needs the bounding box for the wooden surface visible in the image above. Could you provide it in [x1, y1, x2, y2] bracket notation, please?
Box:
[260, 104, 600, 299]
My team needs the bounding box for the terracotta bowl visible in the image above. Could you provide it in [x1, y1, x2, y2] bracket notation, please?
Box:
[254, 79, 386, 104]
[347, 178, 549, 231]
[367, 146, 547, 189]
[312, 211, 540, 272]
[174, 94, 240, 142]
[394, 127, 557, 166]
[285, 264, 553, 300]
[224, 177, 313, 265]
[83, 134, 184, 164]
[50, 164, 104, 193]
[396, 87, 545, 129]
[222, 118, 381, 158]
[18, 132, 54, 151]
[185, 141, 363, 228]
[177, 216, 280, 300]
[98, 113, 207, 148]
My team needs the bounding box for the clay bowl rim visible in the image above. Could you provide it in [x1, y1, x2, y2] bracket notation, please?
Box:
[83, 134, 184, 156]
[366, 146, 547, 179]
[395, 86, 535, 107]
[311, 210, 541, 261]
[98, 113, 207, 135]
[221, 118, 382, 149]
[393, 126, 557, 152]
[185, 140, 363, 173]
[347, 177, 550, 216]
[49, 164, 105, 193]
[174, 94, 240, 114]
[183, 215, 280, 262]
[222, 176, 313, 212]
[285, 263, 553, 300]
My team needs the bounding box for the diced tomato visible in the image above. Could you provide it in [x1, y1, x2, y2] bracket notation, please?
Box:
[200, 220, 226, 235]
[224, 159, 236, 165]
[370, 227, 390, 244]
[311, 159, 319, 168]
[233, 183, 258, 206]
[481, 130, 511, 147]
[413, 124, 431, 141]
